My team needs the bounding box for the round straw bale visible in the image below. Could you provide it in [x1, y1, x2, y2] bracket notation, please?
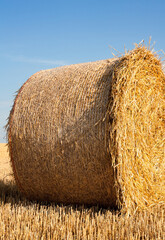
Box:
[7, 45, 165, 212]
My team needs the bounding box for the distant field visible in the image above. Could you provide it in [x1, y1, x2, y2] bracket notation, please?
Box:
[0, 143, 164, 239]
[0, 143, 13, 180]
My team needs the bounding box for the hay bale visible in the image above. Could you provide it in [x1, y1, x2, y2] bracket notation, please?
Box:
[7, 45, 165, 212]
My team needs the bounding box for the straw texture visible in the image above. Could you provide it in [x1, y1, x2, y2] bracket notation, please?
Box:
[108, 46, 165, 212]
[7, 45, 165, 212]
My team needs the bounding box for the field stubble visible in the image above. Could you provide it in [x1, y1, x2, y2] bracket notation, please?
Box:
[0, 143, 164, 239]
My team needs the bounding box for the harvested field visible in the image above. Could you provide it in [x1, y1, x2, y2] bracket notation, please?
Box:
[0, 143, 164, 239]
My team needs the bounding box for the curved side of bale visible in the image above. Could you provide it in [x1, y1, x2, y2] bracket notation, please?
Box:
[7, 77, 34, 196]
[7, 58, 119, 207]
[108, 46, 165, 212]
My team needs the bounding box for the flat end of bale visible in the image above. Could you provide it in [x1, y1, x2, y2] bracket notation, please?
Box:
[108, 44, 165, 213]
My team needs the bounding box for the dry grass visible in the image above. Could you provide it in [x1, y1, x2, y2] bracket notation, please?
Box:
[0, 144, 164, 239]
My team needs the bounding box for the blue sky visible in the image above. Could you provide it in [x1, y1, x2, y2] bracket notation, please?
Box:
[0, 0, 165, 142]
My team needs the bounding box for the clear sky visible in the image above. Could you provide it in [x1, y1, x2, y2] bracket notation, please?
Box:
[0, 0, 165, 142]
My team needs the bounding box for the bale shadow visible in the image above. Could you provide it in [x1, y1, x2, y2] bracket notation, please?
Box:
[0, 179, 24, 205]
[0, 179, 120, 216]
